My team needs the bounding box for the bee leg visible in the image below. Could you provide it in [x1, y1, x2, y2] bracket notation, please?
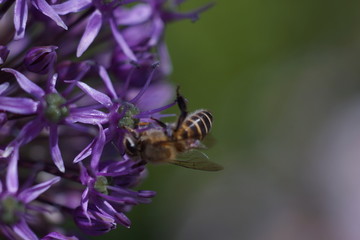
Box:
[150, 117, 167, 129]
[175, 86, 188, 131]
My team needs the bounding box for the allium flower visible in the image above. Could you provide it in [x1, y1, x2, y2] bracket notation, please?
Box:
[0, 0, 214, 238]
[0, 153, 61, 239]
[74, 158, 155, 235]
[12, 0, 68, 40]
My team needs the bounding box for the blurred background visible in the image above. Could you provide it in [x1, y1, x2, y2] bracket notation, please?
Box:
[104, 0, 360, 239]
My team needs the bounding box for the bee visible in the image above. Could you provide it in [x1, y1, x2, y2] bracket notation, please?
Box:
[123, 88, 223, 171]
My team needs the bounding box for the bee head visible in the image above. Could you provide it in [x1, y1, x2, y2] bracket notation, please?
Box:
[123, 132, 139, 156]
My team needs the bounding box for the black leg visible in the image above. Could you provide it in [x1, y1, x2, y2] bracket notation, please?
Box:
[175, 86, 188, 131]
[151, 117, 167, 130]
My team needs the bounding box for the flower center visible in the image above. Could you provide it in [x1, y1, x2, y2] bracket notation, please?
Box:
[0, 196, 25, 225]
[118, 102, 140, 129]
[45, 93, 69, 123]
[94, 176, 109, 195]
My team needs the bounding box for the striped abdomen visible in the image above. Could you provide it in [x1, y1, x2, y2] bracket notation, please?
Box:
[174, 110, 213, 140]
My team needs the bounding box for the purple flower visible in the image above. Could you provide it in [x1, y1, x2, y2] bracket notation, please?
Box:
[74, 158, 155, 235]
[0, 82, 39, 115]
[13, 0, 67, 40]
[0, 0, 214, 238]
[53, 0, 138, 59]
[71, 64, 176, 165]
[1, 67, 107, 172]
[0, 153, 60, 239]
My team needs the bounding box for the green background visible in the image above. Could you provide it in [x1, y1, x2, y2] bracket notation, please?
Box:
[104, 0, 360, 239]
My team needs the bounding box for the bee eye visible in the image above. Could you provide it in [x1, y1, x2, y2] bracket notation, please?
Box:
[124, 136, 137, 156]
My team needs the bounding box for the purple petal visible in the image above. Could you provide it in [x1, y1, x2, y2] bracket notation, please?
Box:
[128, 82, 174, 111]
[2, 68, 45, 99]
[148, 16, 164, 46]
[114, 212, 131, 228]
[0, 82, 9, 95]
[129, 64, 159, 104]
[158, 40, 172, 75]
[31, 0, 68, 30]
[0, 46, 10, 65]
[0, 97, 38, 114]
[14, 0, 28, 40]
[76, 81, 113, 108]
[13, 220, 38, 240]
[74, 206, 115, 236]
[79, 162, 89, 185]
[48, 73, 58, 93]
[162, 3, 214, 22]
[11, 118, 44, 146]
[67, 109, 108, 125]
[114, 4, 152, 25]
[18, 176, 60, 203]
[74, 139, 95, 163]
[91, 124, 106, 171]
[77, 10, 102, 57]
[6, 148, 19, 193]
[98, 65, 117, 100]
[42, 232, 78, 240]
[49, 125, 65, 173]
[109, 18, 137, 62]
[138, 190, 156, 198]
[0, 225, 15, 239]
[81, 186, 90, 221]
[52, 0, 91, 15]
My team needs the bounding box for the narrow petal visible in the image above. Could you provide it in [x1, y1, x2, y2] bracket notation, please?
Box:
[81, 186, 91, 222]
[114, 212, 131, 228]
[148, 16, 164, 46]
[14, 0, 28, 40]
[11, 118, 44, 146]
[2, 68, 45, 99]
[0, 97, 38, 114]
[98, 65, 117, 100]
[42, 232, 78, 240]
[79, 163, 89, 185]
[158, 40, 172, 75]
[6, 148, 19, 193]
[77, 10, 102, 57]
[48, 73, 58, 93]
[90, 124, 106, 171]
[32, 0, 68, 30]
[76, 81, 112, 108]
[73, 139, 95, 163]
[49, 125, 65, 173]
[109, 18, 137, 62]
[114, 4, 151, 25]
[0, 82, 9, 95]
[13, 220, 38, 240]
[52, 0, 91, 15]
[67, 109, 108, 125]
[18, 176, 60, 203]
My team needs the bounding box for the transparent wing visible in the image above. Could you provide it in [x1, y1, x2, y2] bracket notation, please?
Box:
[169, 150, 223, 171]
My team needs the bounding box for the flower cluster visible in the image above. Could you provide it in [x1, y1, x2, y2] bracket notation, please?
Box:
[0, 0, 211, 238]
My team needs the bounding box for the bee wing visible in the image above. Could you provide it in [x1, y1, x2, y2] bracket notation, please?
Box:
[169, 150, 223, 171]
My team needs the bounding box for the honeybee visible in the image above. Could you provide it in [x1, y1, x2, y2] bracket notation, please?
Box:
[123, 88, 223, 171]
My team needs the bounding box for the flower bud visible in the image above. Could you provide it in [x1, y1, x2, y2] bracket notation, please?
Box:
[24, 46, 57, 74]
